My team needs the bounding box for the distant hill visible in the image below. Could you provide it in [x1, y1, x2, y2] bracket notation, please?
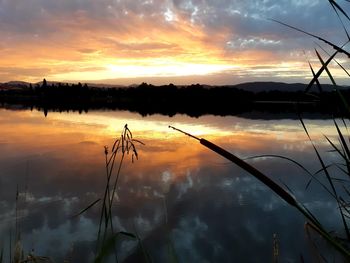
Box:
[6, 81, 31, 86]
[231, 82, 337, 93]
[0, 81, 30, 90]
[2, 80, 127, 89]
[0, 80, 346, 92]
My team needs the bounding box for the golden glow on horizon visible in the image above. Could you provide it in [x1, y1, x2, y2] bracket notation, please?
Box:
[0, 1, 348, 84]
[49, 60, 239, 81]
[106, 62, 237, 77]
[0, 7, 324, 84]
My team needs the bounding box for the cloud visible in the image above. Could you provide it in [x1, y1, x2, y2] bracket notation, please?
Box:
[0, 0, 348, 82]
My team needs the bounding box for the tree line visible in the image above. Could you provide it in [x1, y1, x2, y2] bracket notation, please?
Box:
[0, 79, 347, 117]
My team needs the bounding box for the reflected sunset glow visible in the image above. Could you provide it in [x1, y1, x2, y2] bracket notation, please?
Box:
[0, 109, 340, 166]
[0, 109, 339, 146]
[0, 109, 345, 261]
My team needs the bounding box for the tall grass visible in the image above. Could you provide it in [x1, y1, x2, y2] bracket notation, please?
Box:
[169, 126, 350, 258]
[73, 124, 144, 262]
[1, 124, 144, 263]
[4, 182, 54, 262]
[279, 0, 350, 256]
[169, 0, 350, 259]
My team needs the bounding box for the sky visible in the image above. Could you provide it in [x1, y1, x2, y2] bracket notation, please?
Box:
[0, 0, 349, 85]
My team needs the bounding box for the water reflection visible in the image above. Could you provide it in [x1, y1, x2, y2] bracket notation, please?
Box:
[0, 109, 345, 262]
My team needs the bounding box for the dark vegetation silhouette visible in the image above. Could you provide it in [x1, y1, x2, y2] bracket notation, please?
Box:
[0, 79, 348, 117]
[165, 0, 350, 260]
[3, 0, 350, 260]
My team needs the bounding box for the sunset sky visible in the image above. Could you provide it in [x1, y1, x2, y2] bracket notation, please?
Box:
[1, 0, 349, 85]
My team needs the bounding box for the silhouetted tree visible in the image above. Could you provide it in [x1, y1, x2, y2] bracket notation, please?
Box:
[42, 79, 47, 88]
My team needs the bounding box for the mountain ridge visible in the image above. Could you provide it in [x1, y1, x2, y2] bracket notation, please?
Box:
[0, 80, 343, 92]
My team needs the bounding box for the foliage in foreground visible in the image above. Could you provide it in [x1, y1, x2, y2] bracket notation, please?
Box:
[170, 0, 350, 260]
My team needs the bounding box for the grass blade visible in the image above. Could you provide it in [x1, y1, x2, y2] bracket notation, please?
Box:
[169, 125, 350, 258]
[270, 19, 350, 57]
[200, 138, 298, 206]
[329, 0, 350, 22]
[300, 117, 350, 240]
[95, 232, 136, 263]
[71, 199, 101, 218]
[133, 228, 153, 263]
[334, 119, 350, 161]
[315, 49, 337, 86]
[308, 61, 323, 92]
[305, 49, 339, 93]
[244, 154, 333, 195]
[324, 135, 347, 160]
[315, 42, 350, 77]
[245, 154, 313, 177]
[328, 0, 350, 40]
[313, 49, 350, 118]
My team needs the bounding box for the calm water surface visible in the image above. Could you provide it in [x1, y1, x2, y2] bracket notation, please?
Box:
[0, 109, 345, 262]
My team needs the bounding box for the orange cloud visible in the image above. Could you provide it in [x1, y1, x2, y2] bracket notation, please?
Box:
[0, 0, 348, 84]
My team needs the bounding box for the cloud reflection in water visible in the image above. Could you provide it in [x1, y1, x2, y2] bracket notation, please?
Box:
[0, 109, 344, 262]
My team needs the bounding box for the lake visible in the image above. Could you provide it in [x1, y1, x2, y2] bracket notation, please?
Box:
[0, 108, 346, 262]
